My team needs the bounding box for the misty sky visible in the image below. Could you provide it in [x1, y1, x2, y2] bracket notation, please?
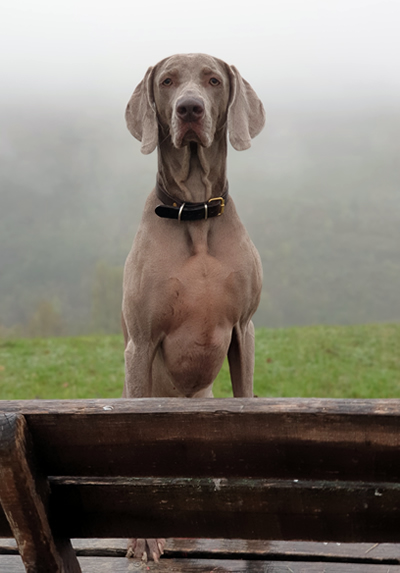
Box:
[2, 0, 400, 110]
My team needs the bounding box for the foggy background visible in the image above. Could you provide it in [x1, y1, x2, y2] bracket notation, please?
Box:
[1, 0, 400, 336]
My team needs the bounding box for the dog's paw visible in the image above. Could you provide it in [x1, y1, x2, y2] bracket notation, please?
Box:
[126, 538, 165, 562]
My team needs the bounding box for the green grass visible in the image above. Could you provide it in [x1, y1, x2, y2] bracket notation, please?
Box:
[216, 323, 400, 398]
[0, 336, 125, 400]
[0, 324, 399, 400]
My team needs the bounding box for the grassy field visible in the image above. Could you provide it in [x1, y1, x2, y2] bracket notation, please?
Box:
[0, 323, 399, 400]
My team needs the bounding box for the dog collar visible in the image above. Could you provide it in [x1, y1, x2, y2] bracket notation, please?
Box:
[155, 181, 229, 222]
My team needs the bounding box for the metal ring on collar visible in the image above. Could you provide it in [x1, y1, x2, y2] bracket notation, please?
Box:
[178, 202, 186, 222]
[204, 203, 208, 220]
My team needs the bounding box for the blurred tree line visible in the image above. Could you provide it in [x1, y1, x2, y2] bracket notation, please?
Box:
[0, 103, 399, 337]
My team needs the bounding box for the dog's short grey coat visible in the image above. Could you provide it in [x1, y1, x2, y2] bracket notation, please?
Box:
[122, 53, 265, 561]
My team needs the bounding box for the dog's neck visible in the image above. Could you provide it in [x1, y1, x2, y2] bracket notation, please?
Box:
[157, 128, 228, 203]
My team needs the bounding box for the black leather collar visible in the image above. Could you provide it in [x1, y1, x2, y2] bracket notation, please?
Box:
[155, 181, 229, 221]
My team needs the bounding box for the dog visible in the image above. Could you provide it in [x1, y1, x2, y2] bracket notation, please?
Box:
[122, 53, 265, 561]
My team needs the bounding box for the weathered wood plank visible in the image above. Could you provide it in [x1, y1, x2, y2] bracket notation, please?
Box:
[1, 538, 400, 564]
[1, 398, 400, 482]
[2, 399, 400, 564]
[43, 476, 400, 542]
[165, 539, 400, 563]
[2, 555, 400, 573]
[0, 413, 81, 573]
[3, 397, 400, 416]
[74, 558, 400, 572]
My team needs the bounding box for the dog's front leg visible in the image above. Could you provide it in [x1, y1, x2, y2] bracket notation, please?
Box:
[227, 322, 256, 398]
[122, 338, 154, 398]
[126, 538, 166, 563]
[123, 338, 166, 560]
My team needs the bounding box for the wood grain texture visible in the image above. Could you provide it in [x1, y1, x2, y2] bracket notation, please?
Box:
[1, 538, 400, 563]
[0, 413, 81, 573]
[2, 554, 400, 572]
[1, 398, 400, 481]
[42, 476, 400, 542]
[2, 398, 400, 567]
[164, 539, 400, 562]
[2, 397, 400, 415]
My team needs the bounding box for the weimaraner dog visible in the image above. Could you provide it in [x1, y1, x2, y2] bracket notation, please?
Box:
[122, 53, 265, 561]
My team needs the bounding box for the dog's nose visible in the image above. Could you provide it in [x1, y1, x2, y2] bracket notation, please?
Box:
[176, 97, 205, 122]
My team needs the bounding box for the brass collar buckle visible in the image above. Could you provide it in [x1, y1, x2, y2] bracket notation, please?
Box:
[208, 196, 225, 217]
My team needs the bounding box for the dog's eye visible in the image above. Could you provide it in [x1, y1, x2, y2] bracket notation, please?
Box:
[209, 77, 220, 86]
[162, 78, 172, 86]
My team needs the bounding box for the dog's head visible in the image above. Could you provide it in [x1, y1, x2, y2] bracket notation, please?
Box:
[126, 53, 265, 154]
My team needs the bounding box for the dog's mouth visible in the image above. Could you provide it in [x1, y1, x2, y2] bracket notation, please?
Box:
[178, 122, 203, 143]
[182, 128, 202, 144]
[171, 112, 212, 149]
[174, 125, 211, 149]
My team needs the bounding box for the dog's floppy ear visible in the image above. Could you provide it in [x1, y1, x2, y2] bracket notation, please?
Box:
[227, 65, 266, 151]
[125, 66, 158, 155]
